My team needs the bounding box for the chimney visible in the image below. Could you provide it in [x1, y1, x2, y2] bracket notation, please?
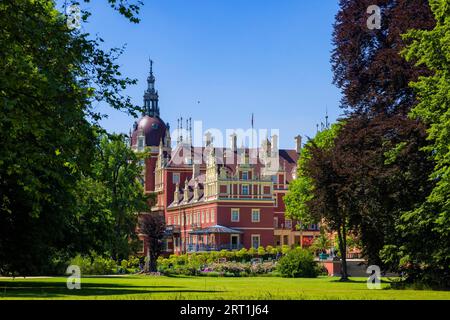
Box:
[192, 162, 200, 179]
[271, 134, 279, 156]
[230, 133, 237, 152]
[174, 183, 181, 203]
[183, 179, 189, 202]
[205, 132, 213, 147]
[295, 135, 302, 154]
[193, 179, 200, 201]
[165, 124, 171, 149]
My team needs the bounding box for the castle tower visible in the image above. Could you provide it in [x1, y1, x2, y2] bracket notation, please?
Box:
[131, 59, 170, 193]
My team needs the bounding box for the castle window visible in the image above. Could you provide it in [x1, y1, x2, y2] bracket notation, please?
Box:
[211, 209, 215, 223]
[173, 173, 180, 184]
[285, 219, 292, 229]
[252, 209, 260, 223]
[231, 209, 240, 222]
[138, 136, 145, 151]
[251, 235, 261, 249]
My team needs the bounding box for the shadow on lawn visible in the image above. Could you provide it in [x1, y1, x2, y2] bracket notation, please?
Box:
[0, 281, 224, 298]
[329, 278, 391, 284]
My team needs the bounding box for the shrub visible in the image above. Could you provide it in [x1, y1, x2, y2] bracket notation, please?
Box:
[250, 261, 277, 275]
[157, 251, 282, 276]
[127, 256, 141, 269]
[69, 254, 117, 275]
[315, 263, 329, 276]
[207, 262, 250, 276]
[248, 247, 257, 256]
[203, 271, 221, 277]
[90, 255, 117, 275]
[69, 255, 92, 275]
[265, 245, 277, 256]
[236, 248, 249, 261]
[257, 246, 266, 257]
[277, 248, 318, 278]
[281, 245, 291, 255]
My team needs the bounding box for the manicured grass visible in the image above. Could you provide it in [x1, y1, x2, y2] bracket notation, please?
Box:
[0, 275, 449, 300]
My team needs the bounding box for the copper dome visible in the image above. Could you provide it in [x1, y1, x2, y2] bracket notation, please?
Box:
[131, 115, 168, 147]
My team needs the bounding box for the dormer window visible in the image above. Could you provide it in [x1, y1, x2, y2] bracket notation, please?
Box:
[137, 136, 145, 151]
[242, 171, 249, 180]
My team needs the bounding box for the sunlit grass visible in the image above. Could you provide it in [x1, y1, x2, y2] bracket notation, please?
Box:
[0, 275, 449, 300]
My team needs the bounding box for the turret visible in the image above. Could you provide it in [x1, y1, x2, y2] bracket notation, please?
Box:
[143, 58, 160, 117]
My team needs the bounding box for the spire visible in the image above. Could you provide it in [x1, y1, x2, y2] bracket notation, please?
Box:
[143, 58, 159, 117]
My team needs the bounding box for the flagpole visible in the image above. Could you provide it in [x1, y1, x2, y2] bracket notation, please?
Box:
[251, 113, 254, 150]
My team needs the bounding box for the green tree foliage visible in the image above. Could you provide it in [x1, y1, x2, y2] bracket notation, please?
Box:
[381, 0, 450, 287]
[284, 124, 357, 280]
[284, 123, 342, 225]
[310, 228, 332, 254]
[329, 0, 436, 270]
[277, 248, 318, 278]
[0, 0, 143, 275]
[72, 134, 150, 261]
[332, 114, 434, 267]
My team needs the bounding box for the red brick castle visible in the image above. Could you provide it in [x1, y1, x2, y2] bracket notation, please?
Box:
[131, 61, 319, 255]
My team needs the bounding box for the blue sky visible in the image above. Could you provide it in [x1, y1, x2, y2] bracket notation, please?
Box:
[77, 0, 342, 149]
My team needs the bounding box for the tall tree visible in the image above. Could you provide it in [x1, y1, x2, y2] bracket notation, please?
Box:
[305, 134, 352, 280]
[329, 0, 436, 267]
[332, 0, 435, 116]
[381, 0, 450, 287]
[0, 0, 142, 275]
[285, 124, 357, 280]
[333, 114, 434, 267]
[71, 134, 150, 261]
[96, 134, 150, 260]
[139, 213, 166, 273]
[284, 123, 343, 226]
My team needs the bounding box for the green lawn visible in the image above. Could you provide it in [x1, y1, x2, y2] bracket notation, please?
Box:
[0, 276, 449, 300]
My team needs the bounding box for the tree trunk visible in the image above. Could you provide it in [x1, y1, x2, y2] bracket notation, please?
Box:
[144, 242, 150, 273]
[338, 226, 349, 281]
[149, 253, 157, 273]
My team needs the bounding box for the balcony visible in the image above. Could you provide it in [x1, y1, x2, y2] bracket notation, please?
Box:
[165, 225, 181, 234]
[187, 243, 244, 252]
[190, 223, 202, 229]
